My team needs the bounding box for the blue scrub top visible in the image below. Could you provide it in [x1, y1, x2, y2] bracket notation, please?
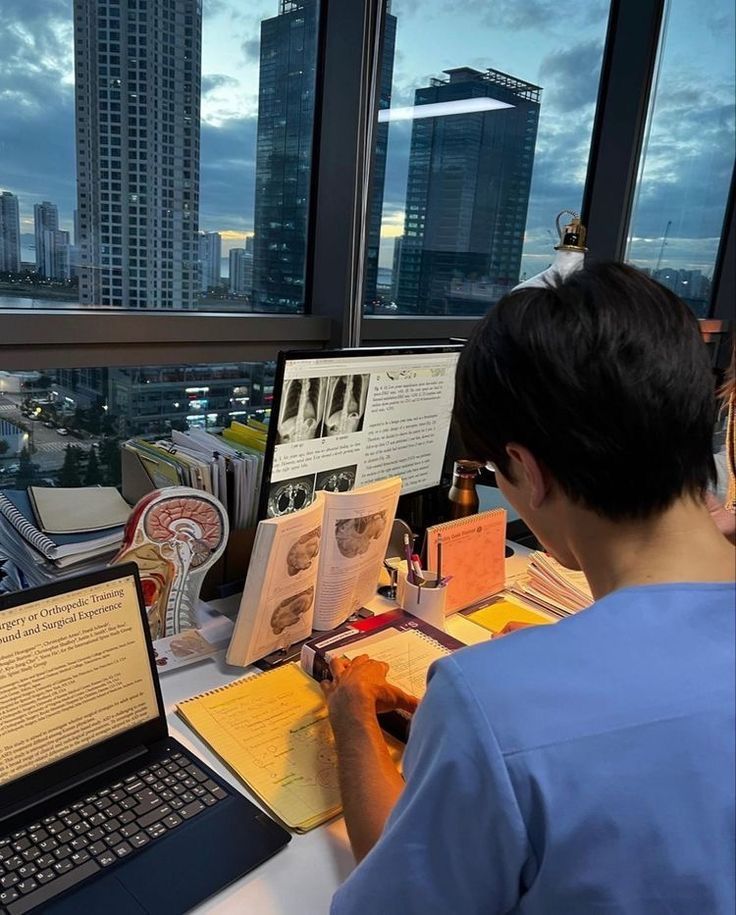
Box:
[332, 582, 736, 914]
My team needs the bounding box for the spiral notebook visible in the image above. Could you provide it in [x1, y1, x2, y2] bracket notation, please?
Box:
[176, 663, 342, 833]
[425, 508, 507, 614]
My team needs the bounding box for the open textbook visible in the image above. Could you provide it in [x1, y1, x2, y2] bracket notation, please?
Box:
[226, 477, 401, 666]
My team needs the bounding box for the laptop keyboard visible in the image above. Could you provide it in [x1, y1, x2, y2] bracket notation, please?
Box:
[0, 750, 229, 915]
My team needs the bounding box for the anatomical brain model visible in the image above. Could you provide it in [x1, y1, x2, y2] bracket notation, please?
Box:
[111, 487, 228, 640]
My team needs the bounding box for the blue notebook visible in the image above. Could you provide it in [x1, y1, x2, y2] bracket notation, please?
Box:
[0, 490, 124, 560]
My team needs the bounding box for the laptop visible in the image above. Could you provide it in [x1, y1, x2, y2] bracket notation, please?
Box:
[0, 564, 290, 914]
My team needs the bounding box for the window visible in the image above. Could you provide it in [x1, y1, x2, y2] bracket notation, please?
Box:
[362, 0, 611, 316]
[626, 0, 736, 317]
[0, 0, 733, 462]
[0, 0, 320, 313]
[0, 363, 274, 489]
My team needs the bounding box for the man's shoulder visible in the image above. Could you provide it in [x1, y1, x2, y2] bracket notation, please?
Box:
[434, 582, 735, 756]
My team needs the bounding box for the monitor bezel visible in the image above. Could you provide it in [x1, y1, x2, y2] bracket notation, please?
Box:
[0, 563, 168, 823]
[257, 344, 464, 521]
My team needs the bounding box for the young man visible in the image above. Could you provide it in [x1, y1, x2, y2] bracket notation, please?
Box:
[325, 262, 735, 914]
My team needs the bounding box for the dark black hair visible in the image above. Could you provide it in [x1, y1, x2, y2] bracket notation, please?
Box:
[454, 261, 717, 520]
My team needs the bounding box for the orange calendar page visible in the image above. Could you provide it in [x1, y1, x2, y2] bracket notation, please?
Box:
[425, 509, 506, 615]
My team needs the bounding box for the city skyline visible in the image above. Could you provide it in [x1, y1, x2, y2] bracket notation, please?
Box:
[0, 0, 733, 283]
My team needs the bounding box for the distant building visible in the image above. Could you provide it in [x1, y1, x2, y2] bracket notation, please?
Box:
[198, 231, 222, 291]
[229, 248, 253, 295]
[251, 0, 319, 310]
[397, 67, 541, 314]
[50, 363, 277, 435]
[34, 201, 59, 278]
[0, 418, 27, 458]
[251, 0, 394, 311]
[653, 266, 712, 317]
[363, 5, 397, 310]
[0, 191, 21, 273]
[73, 0, 203, 308]
[391, 235, 403, 302]
[245, 234, 254, 256]
[42, 229, 71, 281]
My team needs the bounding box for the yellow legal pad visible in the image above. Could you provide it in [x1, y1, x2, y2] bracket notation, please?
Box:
[468, 598, 554, 635]
[177, 663, 341, 833]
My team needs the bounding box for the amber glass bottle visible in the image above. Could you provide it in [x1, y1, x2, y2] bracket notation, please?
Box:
[448, 460, 481, 518]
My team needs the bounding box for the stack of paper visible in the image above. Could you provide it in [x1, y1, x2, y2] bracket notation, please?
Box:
[0, 487, 129, 590]
[507, 551, 593, 619]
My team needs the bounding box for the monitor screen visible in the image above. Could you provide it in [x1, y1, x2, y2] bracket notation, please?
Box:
[259, 345, 462, 518]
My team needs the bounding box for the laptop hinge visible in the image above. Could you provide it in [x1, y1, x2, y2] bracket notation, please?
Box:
[0, 745, 150, 827]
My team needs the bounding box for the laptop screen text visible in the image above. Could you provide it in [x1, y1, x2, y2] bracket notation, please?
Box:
[0, 574, 159, 787]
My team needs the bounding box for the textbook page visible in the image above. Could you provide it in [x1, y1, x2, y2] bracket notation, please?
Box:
[339, 628, 449, 700]
[226, 494, 325, 666]
[313, 477, 401, 630]
[177, 663, 341, 832]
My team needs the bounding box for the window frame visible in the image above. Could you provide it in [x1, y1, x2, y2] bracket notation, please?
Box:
[0, 0, 732, 374]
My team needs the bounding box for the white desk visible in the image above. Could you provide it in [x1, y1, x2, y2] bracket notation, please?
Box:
[168, 542, 530, 913]
[163, 655, 354, 915]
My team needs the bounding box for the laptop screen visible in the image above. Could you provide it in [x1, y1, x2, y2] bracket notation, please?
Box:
[0, 571, 160, 788]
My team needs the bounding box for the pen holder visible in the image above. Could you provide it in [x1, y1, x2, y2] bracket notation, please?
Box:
[397, 569, 447, 630]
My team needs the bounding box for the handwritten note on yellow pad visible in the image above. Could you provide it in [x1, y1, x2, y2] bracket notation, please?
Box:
[177, 663, 341, 833]
[468, 599, 554, 635]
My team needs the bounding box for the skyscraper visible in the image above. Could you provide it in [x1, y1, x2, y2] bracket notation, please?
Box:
[363, 6, 397, 310]
[390, 235, 403, 303]
[251, 0, 395, 311]
[397, 68, 541, 315]
[34, 201, 59, 278]
[73, 0, 202, 309]
[0, 191, 21, 273]
[43, 229, 71, 281]
[229, 248, 252, 295]
[198, 231, 222, 291]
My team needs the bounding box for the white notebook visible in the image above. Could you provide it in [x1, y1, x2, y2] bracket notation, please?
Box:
[29, 486, 132, 534]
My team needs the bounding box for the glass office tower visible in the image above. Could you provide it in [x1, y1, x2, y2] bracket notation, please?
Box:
[251, 0, 396, 311]
[363, 6, 397, 311]
[396, 67, 541, 315]
[73, 0, 202, 309]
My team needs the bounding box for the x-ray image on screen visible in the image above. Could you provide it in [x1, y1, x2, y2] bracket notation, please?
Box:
[276, 377, 327, 444]
[322, 374, 369, 437]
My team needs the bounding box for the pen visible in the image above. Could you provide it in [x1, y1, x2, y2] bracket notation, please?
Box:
[437, 540, 443, 583]
[404, 532, 415, 584]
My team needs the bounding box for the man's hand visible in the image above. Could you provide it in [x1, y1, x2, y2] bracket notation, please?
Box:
[322, 656, 416, 862]
[323, 655, 418, 725]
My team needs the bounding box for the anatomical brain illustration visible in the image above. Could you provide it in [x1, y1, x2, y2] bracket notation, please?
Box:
[111, 487, 228, 640]
[270, 587, 314, 635]
[286, 527, 321, 576]
[334, 511, 387, 559]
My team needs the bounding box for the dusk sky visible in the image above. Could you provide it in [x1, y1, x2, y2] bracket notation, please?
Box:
[1, 0, 733, 280]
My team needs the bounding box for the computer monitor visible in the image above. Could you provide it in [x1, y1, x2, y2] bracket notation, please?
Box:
[258, 345, 463, 519]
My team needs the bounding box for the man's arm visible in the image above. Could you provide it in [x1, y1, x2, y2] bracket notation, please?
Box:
[324, 655, 418, 862]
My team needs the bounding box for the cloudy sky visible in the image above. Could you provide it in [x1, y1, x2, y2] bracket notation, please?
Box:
[0, 0, 733, 280]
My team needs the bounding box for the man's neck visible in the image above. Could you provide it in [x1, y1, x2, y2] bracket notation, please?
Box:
[566, 497, 736, 600]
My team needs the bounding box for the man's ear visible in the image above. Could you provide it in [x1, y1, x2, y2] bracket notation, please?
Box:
[505, 443, 551, 510]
